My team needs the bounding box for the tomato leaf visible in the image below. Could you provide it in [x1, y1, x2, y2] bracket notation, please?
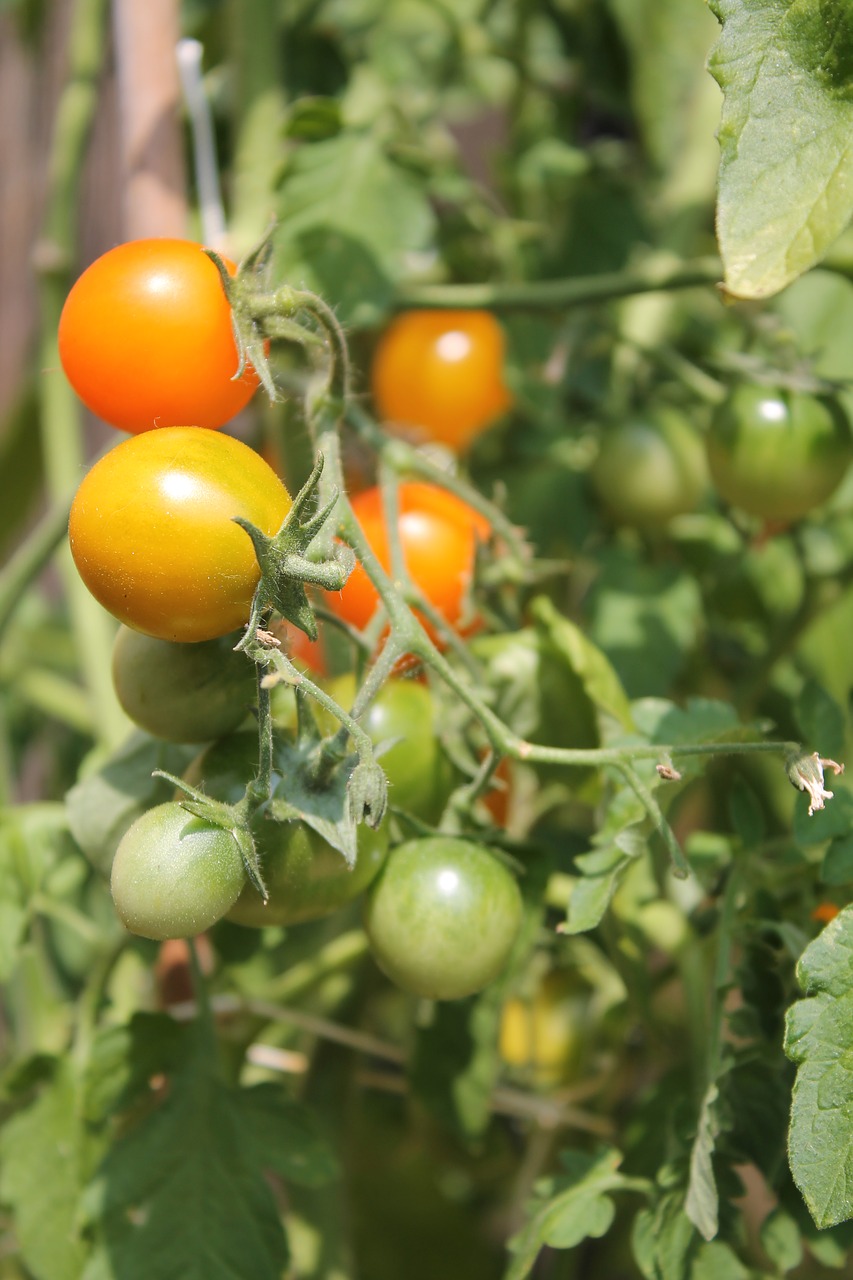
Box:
[506, 1147, 649, 1280]
[268, 736, 362, 867]
[81, 1018, 337, 1280]
[709, 0, 853, 299]
[0, 1059, 91, 1280]
[272, 131, 436, 327]
[785, 905, 853, 1227]
[529, 595, 635, 732]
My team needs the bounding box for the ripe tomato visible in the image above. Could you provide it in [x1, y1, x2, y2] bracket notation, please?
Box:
[69, 427, 291, 643]
[327, 482, 490, 643]
[58, 238, 261, 433]
[319, 675, 456, 822]
[112, 626, 255, 743]
[110, 802, 246, 940]
[363, 836, 522, 1000]
[371, 309, 512, 453]
[706, 384, 853, 523]
[183, 732, 389, 927]
[591, 408, 708, 527]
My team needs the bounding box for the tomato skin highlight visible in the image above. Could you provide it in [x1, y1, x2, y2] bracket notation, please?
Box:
[706, 385, 853, 523]
[326, 482, 490, 642]
[111, 802, 247, 941]
[112, 626, 255, 743]
[69, 427, 291, 643]
[58, 239, 260, 433]
[363, 836, 522, 1000]
[371, 309, 512, 452]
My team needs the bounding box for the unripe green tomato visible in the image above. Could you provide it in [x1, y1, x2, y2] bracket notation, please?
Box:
[183, 732, 388, 927]
[706, 384, 853, 523]
[364, 836, 523, 1000]
[111, 802, 246, 940]
[318, 675, 456, 822]
[112, 626, 255, 743]
[591, 409, 708, 527]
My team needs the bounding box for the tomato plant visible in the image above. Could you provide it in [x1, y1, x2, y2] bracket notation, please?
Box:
[319, 675, 456, 822]
[327, 481, 490, 642]
[371, 309, 512, 452]
[183, 732, 389, 926]
[706, 384, 853, 522]
[590, 408, 708, 527]
[110, 802, 246, 940]
[69, 426, 291, 642]
[363, 836, 522, 1000]
[58, 238, 261, 433]
[111, 626, 255, 743]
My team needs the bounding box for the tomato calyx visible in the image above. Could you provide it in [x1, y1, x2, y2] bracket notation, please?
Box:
[205, 239, 338, 406]
[235, 453, 354, 645]
[152, 768, 267, 899]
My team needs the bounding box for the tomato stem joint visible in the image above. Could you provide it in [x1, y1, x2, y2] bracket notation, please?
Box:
[235, 453, 354, 647]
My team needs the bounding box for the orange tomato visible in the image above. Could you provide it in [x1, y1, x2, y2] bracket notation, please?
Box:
[326, 482, 491, 645]
[59, 238, 261, 433]
[371, 310, 512, 453]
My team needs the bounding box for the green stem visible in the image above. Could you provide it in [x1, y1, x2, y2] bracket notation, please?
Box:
[36, 0, 126, 749]
[393, 257, 722, 312]
[228, 0, 286, 257]
[0, 498, 71, 645]
[348, 401, 529, 561]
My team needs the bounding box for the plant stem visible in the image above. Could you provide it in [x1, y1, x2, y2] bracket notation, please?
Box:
[394, 257, 723, 312]
[36, 0, 127, 749]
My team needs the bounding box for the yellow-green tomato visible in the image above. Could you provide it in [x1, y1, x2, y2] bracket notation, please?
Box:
[112, 626, 255, 743]
[364, 837, 523, 1000]
[110, 802, 246, 940]
[499, 971, 587, 1085]
[591, 409, 707, 527]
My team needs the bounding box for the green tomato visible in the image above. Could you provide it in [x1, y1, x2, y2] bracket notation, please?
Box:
[184, 732, 389, 927]
[706, 384, 853, 523]
[363, 837, 522, 1000]
[319, 675, 456, 822]
[112, 626, 255, 743]
[591, 408, 708, 527]
[110, 802, 246, 940]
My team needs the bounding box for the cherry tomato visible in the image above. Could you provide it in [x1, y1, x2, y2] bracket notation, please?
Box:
[591, 408, 708, 527]
[58, 239, 261, 433]
[363, 836, 522, 1000]
[371, 310, 512, 453]
[319, 675, 456, 822]
[499, 970, 589, 1085]
[110, 802, 246, 940]
[69, 427, 291, 643]
[112, 626, 255, 743]
[326, 482, 490, 643]
[706, 384, 853, 523]
[183, 732, 389, 927]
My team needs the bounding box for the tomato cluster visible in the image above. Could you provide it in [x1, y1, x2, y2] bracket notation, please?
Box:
[62, 243, 522, 1000]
